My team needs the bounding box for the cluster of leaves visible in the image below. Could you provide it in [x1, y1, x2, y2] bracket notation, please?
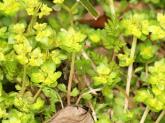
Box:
[135, 59, 165, 112]
[0, 0, 87, 122]
[129, 0, 165, 8]
[0, 0, 165, 123]
[121, 12, 165, 40]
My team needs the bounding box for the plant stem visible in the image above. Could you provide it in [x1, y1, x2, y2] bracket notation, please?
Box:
[81, 50, 96, 71]
[109, 0, 117, 64]
[155, 111, 165, 123]
[20, 65, 27, 95]
[33, 88, 42, 103]
[62, 4, 71, 13]
[62, 4, 74, 26]
[75, 88, 102, 105]
[140, 106, 150, 123]
[124, 37, 137, 111]
[89, 102, 97, 122]
[109, 0, 115, 16]
[139, 63, 150, 123]
[27, 3, 42, 33]
[111, 50, 116, 61]
[67, 53, 76, 105]
[71, 1, 79, 12]
[57, 92, 64, 109]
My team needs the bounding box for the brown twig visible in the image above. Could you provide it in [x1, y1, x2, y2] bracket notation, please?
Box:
[32, 88, 42, 103]
[124, 37, 137, 111]
[67, 53, 76, 105]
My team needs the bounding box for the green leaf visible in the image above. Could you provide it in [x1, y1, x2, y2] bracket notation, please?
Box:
[96, 114, 111, 123]
[42, 87, 59, 117]
[31, 98, 44, 111]
[44, 72, 61, 86]
[88, 29, 101, 43]
[102, 86, 113, 100]
[30, 68, 45, 84]
[41, 61, 56, 73]
[82, 93, 92, 101]
[134, 66, 144, 73]
[75, 59, 92, 75]
[1, 109, 36, 123]
[79, 0, 99, 19]
[135, 90, 152, 103]
[50, 50, 67, 65]
[96, 64, 110, 75]
[118, 54, 134, 67]
[71, 87, 79, 97]
[136, 41, 158, 63]
[57, 27, 86, 52]
[57, 84, 67, 92]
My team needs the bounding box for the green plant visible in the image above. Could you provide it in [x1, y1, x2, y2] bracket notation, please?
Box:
[0, 0, 165, 123]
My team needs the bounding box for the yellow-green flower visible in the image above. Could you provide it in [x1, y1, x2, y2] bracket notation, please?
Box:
[0, 0, 21, 15]
[39, 4, 52, 18]
[24, 0, 40, 15]
[34, 23, 47, 31]
[28, 48, 44, 66]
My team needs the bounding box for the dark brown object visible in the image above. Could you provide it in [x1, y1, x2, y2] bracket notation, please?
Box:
[79, 5, 107, 28]
[50, 106, 94, 123]
[79, 2, 148, 28]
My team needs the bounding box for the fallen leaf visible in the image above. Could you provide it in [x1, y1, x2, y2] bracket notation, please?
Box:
[50, 106, 94, 123]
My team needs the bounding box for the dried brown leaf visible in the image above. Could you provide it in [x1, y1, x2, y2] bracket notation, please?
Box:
[50, 106, 94, 123]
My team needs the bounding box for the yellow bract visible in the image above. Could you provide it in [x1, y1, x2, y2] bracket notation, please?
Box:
[34, 23, 47, 31]
[0, 0, 21, 15]
[39, 4, 52, 18]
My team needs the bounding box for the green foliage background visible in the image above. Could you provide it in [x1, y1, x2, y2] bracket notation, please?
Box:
[0, 0, 165, 123]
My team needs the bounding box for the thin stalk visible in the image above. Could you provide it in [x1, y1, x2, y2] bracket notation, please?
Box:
[65, 2, 79, 105]
[140, 106, 150, 123]
[89, 102, 97, 122]
[62, 4, 71, 13]
[71, 2, 79, 12]
[124, 37, 137, 111]
[27, 3, 42, 33]
[109, 0, 115, 16]
[62, 4, 74, 26]
[139, 63, 150, 123]
[155, 110, 165, 123]
[111, 50, 116, 61]
[33, 88, 42, 103]
[27, 15, 37, 32]
[67, 53, 76, 105]
[76, 88, 102, 105]
[81, 50, 96, 71]
[145, 63, 148, 76]
[46, 50, 50, 59]
[57, 93, 64, 109]
[20, 65, 27, 95]
[109, 0, 116, 61]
